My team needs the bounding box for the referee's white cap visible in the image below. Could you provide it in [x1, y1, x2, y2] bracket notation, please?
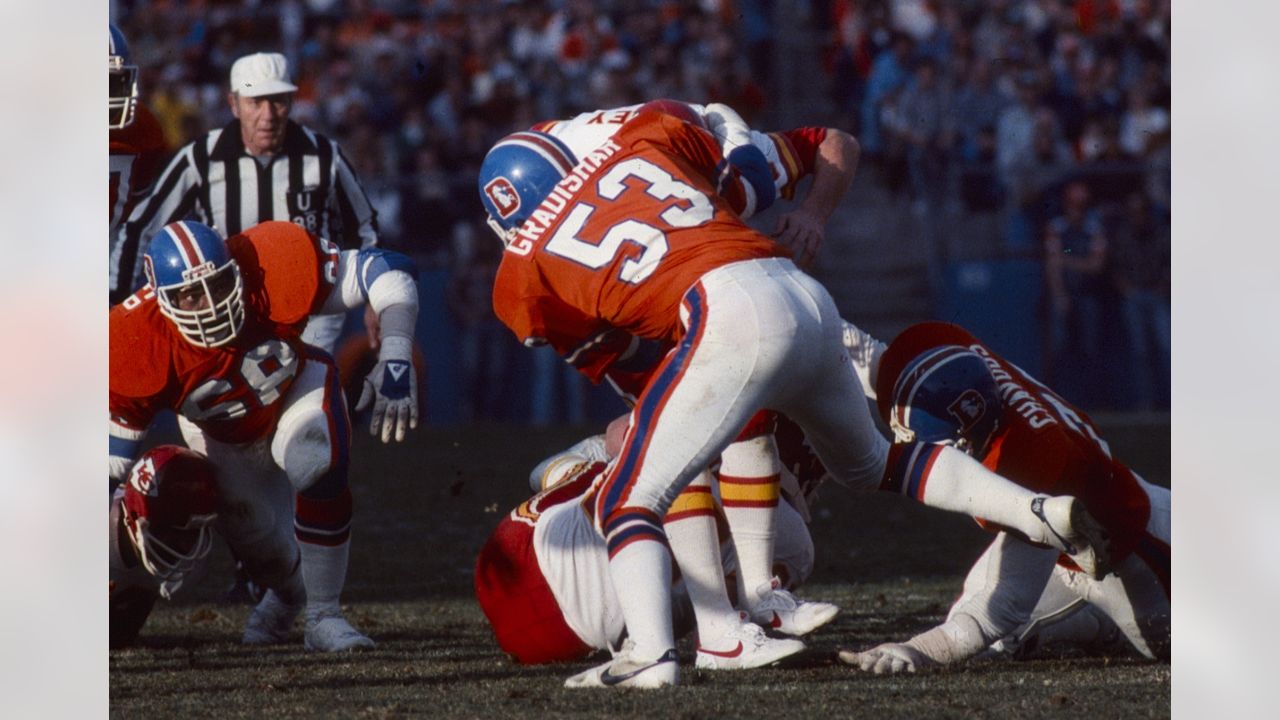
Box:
[229, 52, 298, 98]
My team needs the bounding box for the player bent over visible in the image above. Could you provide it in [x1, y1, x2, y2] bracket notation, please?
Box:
[835, 322, 1170, 673]
[110, 445, 219, 648]
[528, 99, 857, 637]
[109, 220, 420, 651]
[478, 114, 1108, 688]
[477, 438, 817, 670]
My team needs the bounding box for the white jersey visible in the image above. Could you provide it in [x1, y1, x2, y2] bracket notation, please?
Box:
[535, 103, 798, 222]
[532, 495, 624, 651]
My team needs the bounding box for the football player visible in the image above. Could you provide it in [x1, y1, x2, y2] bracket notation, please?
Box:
[109, 219, 420, 651]
[533, 98, 848, 268]
[111, 445, 220, 648]
[477, 432, 814, 670]
[835, 321, 1170, 673]
[529, 99, 860, 638]
[109, 25, 169, 270]
[478, 115, 1109, 688]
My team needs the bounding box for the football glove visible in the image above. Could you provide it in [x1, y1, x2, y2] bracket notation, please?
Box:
[356, 335, 418, 443]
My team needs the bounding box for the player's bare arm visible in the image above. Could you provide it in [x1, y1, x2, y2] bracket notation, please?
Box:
[774, 129, 860, 268]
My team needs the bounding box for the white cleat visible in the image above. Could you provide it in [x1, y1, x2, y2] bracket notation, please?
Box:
[748, 577, 839, 636]
[564, 641, 679, 689]
[1031, 496, 1113, 580]
[241, 590, 302, 645]
[696, 619, 806, 670]
[303, 612, 375, 652]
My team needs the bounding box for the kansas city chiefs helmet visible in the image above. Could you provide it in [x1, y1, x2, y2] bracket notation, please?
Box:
[121, 445, 219, 597]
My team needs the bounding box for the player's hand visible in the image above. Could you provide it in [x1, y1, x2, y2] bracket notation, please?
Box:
[774, 209, 825, 269]
[838, 643, 929, 674]
[356, 336, 418, 443]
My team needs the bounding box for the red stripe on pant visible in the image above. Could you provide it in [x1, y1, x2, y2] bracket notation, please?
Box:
[474, 516, 593, 664]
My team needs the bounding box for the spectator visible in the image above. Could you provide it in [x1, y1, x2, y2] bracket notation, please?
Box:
[860, 32, 914, 159]
[1043, 181, 1109, 404]
[893, 56, 949, 212]
[1109, 192, 1170, 410]
[1005, 109, 1075, 250]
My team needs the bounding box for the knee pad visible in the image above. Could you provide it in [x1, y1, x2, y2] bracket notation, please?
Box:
[273, 408, 347, 496]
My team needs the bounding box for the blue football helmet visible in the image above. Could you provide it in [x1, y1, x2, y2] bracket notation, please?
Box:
[889, 345, 1002, 457]
[143, 221, 245, 348]
[477, 130, 578, 245]
[109, 24, 138, 129]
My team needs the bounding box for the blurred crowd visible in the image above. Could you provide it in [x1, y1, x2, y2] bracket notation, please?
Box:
[114, 0, 1170, 415]
[823, 0, 1169, 409]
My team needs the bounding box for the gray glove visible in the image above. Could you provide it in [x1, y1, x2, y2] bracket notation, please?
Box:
[356, 335, 418, 443]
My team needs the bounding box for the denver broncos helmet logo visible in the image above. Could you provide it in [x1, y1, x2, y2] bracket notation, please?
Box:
[484, 177, 520, 219]
[947, 389, 987, 433]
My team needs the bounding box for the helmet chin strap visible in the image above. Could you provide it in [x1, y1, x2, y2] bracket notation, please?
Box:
[486, 215, 518, 246]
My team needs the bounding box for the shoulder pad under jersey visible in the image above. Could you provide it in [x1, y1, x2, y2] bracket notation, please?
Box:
[109, 294, 174, 399]
[230, 221, 332, 326]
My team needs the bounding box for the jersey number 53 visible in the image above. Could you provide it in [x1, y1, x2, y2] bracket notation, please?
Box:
[542, 158, 713, 284]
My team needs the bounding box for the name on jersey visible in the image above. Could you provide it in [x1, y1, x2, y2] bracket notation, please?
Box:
[969, 344, 1057, 430]
[508, 139, 624, 255]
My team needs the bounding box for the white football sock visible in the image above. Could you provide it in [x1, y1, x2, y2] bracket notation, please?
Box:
[664, 472, 740, 645]
[718, 436, 780, 608]
[607, 537, 675, 661]
[299, 539, 349, 620]
[920, 446, 1045, 540]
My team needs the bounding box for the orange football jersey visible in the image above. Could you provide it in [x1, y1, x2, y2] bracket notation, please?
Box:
[491, 113, 788, 365]
[109, 221, 338, 444]
[875, 322, 1153, 564]
[109, 104, 169, 240]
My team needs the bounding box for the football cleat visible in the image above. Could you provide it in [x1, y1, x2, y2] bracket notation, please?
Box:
[1031, 496, 1112, 580]
[303, 612, 375, 652]
[695, 618, 806, 670]
[242, 590, 302, 645]
[564, 640, 679, 689]
[748, 577, 839, 636]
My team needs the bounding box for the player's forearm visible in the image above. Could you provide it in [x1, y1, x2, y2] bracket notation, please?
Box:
[904, 613, 990, 665]
[799, 130, 859, 222]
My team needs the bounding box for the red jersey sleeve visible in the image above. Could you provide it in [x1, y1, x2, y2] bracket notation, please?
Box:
[230, 221, 336, 327]
[109, 294, 176, 430]
[766, 127, 828, 200]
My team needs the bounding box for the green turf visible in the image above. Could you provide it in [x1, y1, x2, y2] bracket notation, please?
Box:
[110, 422, 1170, 718]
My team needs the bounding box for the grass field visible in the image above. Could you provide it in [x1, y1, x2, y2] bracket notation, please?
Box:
[110, 420, 1170, 718]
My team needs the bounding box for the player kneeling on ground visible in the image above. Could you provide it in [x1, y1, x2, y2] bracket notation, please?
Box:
[110, 445, 219, 648]
[110, 219, 420, 651]
[836, 321, 1170, 673]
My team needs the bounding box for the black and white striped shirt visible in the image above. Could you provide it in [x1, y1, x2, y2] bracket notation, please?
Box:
[110, 119, 379, 300]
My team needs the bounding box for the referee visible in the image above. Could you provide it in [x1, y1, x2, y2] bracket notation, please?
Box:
[110, 51, 380, 353]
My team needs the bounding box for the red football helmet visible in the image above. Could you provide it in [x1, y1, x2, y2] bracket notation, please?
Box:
[636, 98, 707, 130]
[121, 445, 219, 589]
